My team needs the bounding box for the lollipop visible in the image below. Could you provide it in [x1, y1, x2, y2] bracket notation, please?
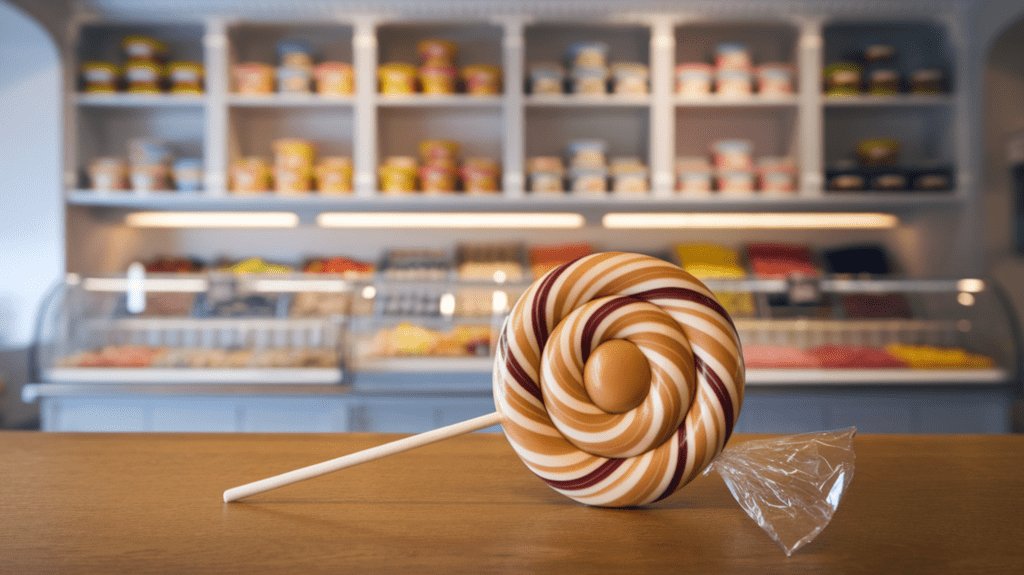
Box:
[224, 252, 745, 506]
[495, 251, 744, 506]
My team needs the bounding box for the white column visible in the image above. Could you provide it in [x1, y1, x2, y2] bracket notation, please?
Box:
[797, 18, 824, 196]
[502, 18, 525, 198]
[649, 18, 675, 198]
[353, 17, 378, 197]
[203, 18, 228, 195]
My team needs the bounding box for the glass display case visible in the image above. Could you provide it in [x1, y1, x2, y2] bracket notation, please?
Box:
[34, 266, 1018, 388]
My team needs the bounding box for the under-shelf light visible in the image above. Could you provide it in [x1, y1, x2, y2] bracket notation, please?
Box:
[125, 212, 299, 228]
[602, 212, 899, 229]
[317, 212, 585, 229]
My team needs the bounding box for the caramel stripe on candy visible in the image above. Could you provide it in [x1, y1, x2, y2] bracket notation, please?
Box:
[494, 252, 744, 507]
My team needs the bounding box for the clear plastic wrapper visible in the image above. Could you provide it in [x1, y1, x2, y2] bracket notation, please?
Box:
[706, 427, 857, 555]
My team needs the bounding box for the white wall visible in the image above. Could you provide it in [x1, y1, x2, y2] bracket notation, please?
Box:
[0, 0, 64, 426]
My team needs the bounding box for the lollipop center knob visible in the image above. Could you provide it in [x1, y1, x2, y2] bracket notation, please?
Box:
[583, 339, 651, 414]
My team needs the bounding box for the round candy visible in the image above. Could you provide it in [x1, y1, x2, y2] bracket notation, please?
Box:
[493, 252, 745, 507]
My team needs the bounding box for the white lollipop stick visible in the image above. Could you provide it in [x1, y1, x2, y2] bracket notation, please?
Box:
[223, 411, 502, 502]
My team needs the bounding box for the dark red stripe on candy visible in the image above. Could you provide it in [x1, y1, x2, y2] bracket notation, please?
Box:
[580, 295, 643, 362]
[633, 287, 736, 331]
[532, 261, 574, 347]
[656, 429, 689, 502]
[542, 458, 626, 490]
[695, 355, 736, 443]
[505, 353, 542, 401]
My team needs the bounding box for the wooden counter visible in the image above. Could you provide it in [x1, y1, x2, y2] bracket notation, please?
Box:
[1, 432, 1022, 574]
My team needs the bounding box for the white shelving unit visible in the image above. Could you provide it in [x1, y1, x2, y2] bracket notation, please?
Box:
[64, 12, 966, 208]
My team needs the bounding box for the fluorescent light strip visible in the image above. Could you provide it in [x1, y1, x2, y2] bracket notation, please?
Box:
[317, 212, 585, 229]
[602, 212, 899, 229]
[125, 212, 299, 228]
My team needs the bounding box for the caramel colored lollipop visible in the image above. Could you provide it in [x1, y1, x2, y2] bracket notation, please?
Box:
[224, 252, 745, 507]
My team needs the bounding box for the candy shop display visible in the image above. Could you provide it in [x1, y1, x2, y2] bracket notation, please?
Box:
[755, 63, 794, 95]
[909, 68, 945, 93]
[675, 143, 792, 195]
[675, 156, 714, 195]
[569, 66, 609, 95]
[527, 243, 592, 279]
[314, 156, 354, 194]
[461, 64, 502, 95]
[88, 157, 130, 191]
[123, 60, 164, 93]
[460, 157, 501, 194]
[823, 62, 862, 96]
[675, 63, 714, 96]
[231, 139, 351, 195]
[313, 62, 355, 96]
[123, 35, 166, 60]
[824, 43, 948, 96]
[827, 139, 953, 193]
[609, 157, 649, 193]
[172, 158, 203, 192]
[276, 40, 314, 93]
[232, 40, 352, 96]
[81, 61, 119, 93]
[231, 157, 273, 193]
[712, 139, 754, 170]
[364, 323, 491, 358]
[378, 62, 418, 95]
[747, 243, 819, 280]
[59, 345, 338, 369]
[611, 63, 649, 95]
[232, 62, 273, 94]
[290, 256, 375, 317]
[378, 156, 418, 193]
[380, 38, 501, 96]
[79, 34, 203, 96]
[528, 141, 647, 195]
[716, 69, 753, 96]
[167, 61, 204, 94]
[417, 38, 458, 66]
[88, 137, 201, 193]
[674, 243, 757, 318]
[420, 65, 459, 95]
[756, 157, 797, 194]
[528, 42, 645, 96]
[381, 249, 451, 281]
[379, 139, 500, 193]
[528, 62, 565, 94]
[678, 42, 791, 97]
[272, 138, 315, 194]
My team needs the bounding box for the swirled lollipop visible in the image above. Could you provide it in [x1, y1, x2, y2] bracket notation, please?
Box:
[494, 251, 744, 507]
[224, 252, 745, 508]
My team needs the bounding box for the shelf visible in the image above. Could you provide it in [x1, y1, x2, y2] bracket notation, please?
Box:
[376, 95, 503, 108]
[524, 94, 651, 108]
[746, 368, 1010, 386]
[43, 367, 343, 385]
[65, 189, 965, 215]
[674, 95, 798, 108]
[76, 93, 206, 108]
[346, 361, 1010, 386]
[227, 94, 355, 108]
[824, 94, 953, 107]
[355, 356, 493, 374]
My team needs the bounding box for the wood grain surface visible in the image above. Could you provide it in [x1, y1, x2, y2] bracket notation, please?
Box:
[1, 432, 1022, 574]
